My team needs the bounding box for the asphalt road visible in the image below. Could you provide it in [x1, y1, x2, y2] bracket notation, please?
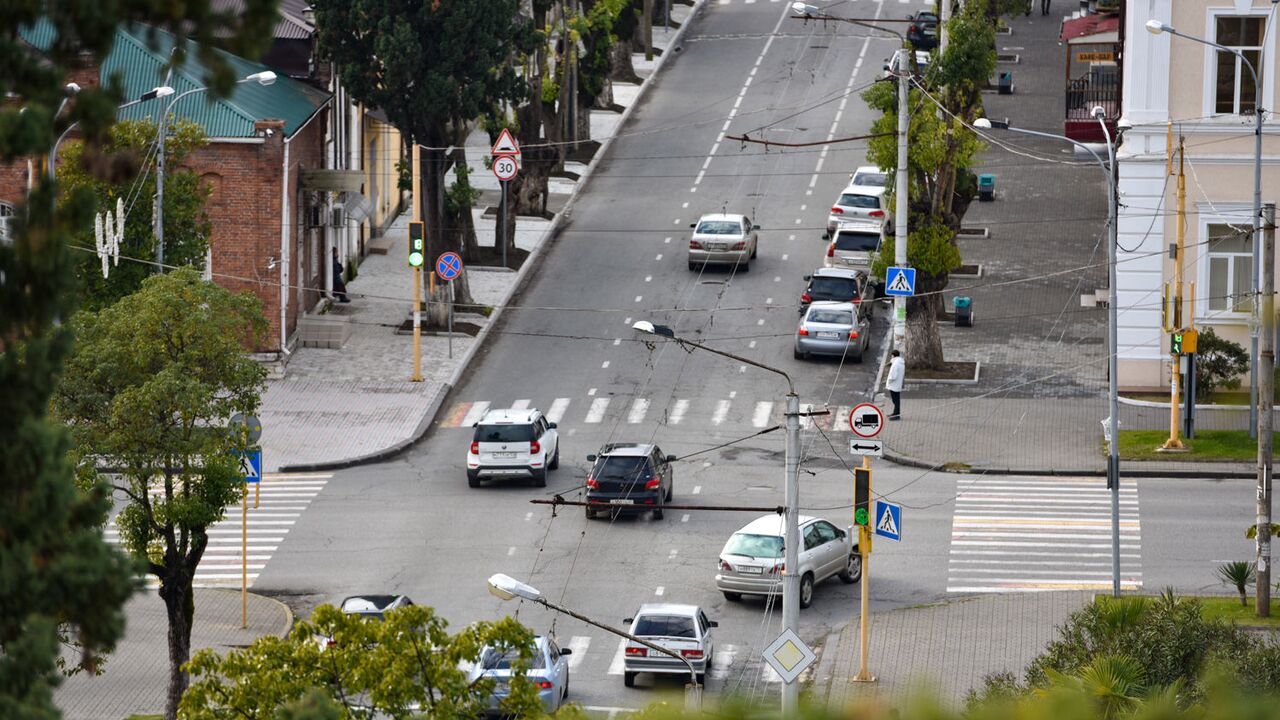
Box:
[250, 0, 1265, 713]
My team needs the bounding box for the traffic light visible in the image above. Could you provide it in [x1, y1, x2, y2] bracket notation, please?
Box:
[1171, 331, 1183, 354]
[854, 468, 871, 526]
[1170, 328, 1198, 354]
[408, 221, 425, 267]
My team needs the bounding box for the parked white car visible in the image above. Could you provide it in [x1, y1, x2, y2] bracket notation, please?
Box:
[715, 514, 859, 607]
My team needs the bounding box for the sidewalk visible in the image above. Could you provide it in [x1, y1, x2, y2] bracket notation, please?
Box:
[809, 592, 1092, 710]
[257, 3, 702, 473]
[54, 589, 292, 720]
[877, 9, 1252, 478]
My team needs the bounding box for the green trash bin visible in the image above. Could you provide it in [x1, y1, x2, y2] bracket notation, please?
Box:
[978, 173, 995, 202]
[954, 296, 973, 327]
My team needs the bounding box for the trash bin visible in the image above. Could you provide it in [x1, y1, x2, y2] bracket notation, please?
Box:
[954, 296, 973, 327]
[998, 71, 1013, 95]
[977, 174, 995, 202]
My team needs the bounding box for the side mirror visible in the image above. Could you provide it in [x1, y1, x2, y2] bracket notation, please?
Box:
[560, 648, 573, 656]
[836, 528, 847, 539]
[821, 234, 830, 240]
[709, 620, 719, 628]
[623, 617, 633, 625]
[752, 224, 761, 231]
[666, 454, 677, 462]
[689, 223, 697, 228]
[548, 422, 557, 429]
[587, 454, 597, 461]
[803, 274, 811, 281]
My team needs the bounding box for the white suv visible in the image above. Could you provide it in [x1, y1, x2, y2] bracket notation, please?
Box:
[467, 408, 560, 488]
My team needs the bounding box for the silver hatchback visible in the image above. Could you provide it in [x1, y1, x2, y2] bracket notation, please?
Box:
[715, 514, 859, 608]
[794, 301, 870, 363]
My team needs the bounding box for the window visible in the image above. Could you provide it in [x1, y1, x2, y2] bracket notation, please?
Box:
[1206, 223, 1253, 313]
[804, 525, 823, 550]
[473, 424, 535, 442]
[723, 533, 783, 558]
[837, 193, 881, 209]
[695, 221, 741, 235]
[815, 521, 839, 544]
[834, 231, 881, 252]
[633, 615, 695, 638]
[0, 201, 14, 244]
[1214, 17, 1265, 114]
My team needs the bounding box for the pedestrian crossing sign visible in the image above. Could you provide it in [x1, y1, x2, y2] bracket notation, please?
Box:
[874, 500, 901, 541]
[884, 266, 916, 297]
[235, 449, 262, 484]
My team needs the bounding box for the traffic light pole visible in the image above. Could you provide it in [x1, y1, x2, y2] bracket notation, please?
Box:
[854, 456, 874, 683]
[1258, 202, 1274, 617]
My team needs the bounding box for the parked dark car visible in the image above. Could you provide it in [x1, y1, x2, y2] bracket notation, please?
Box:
[584, 443, 675, 520]
[800, 267, 875, 315]
[906, 11, 939, 50]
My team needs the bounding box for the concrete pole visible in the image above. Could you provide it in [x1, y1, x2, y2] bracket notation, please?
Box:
[1097, 113, 1121, 597]
[1250, 63, 1263, 439]
[893, 47, 909, 351]
[155, 111, 167, 271]
[1258, 203, 1274, 617]
[939, 0, 951, 54]
[781, 392, 801, 715]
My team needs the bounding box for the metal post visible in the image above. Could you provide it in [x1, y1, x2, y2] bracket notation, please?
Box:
[240, 485, 248, 628]
[501, 180, 509, 269]
[448, 281, 455, 360]
[893, 47, 909, 351]
[1258, 203, 1275, 617]
[412, 143, 424, 382]
[1252, 94, 1264, 439]
[155, 111, 167, 271]
[1097, 114, 1122, 598]
[782, 392, 800, 715]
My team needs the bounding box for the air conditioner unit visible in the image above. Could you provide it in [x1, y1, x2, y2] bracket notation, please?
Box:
[331, 204, 345, 227]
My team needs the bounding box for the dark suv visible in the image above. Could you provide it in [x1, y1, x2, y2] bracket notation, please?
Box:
[584, 443, 675, 520]
[800, 268, 874, 315]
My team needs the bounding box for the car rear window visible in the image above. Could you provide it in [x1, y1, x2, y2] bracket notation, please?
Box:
[723, 532, 784, 558]
[695, 221, 742, 235]
[837, 193, 880, 209]
[851, 171, 887, 187]
[807, 309, 854, 325]
[634, 615, 696, 638]
[474, 424, 534, 442]
[810, 277, 858, 297]
[480, 645, 547, 670]
[595, 456, 651, 478]
[834, 232, 880, 252]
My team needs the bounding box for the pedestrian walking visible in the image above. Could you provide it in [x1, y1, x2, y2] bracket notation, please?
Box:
[885, 350, 904, 420]
[332, 247, 351, 303]
[1041, 0, 1051, 15]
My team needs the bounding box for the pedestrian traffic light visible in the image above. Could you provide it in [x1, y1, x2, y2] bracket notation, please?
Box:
[408, 222, 425, 267]
[854, 468, 871, 526]
[1171, 331, 1183, 354]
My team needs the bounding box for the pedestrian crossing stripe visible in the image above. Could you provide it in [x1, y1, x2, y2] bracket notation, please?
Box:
[438, 398, 866, 431]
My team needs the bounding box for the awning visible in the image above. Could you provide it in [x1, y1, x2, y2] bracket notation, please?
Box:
[1060, 13, 1120, 45]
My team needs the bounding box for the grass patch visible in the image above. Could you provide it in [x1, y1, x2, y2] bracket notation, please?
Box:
[1193, 595, 1280, 627]
[125, 715, 163, 720]
[1116, 429, 1279, 462]
[1123, 390, 1263, 405]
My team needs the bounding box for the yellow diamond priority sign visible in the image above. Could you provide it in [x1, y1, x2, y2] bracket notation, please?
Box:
[762, 628, 817, 684]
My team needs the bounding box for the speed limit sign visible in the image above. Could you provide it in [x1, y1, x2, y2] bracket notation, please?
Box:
[492, 155, 518, 182]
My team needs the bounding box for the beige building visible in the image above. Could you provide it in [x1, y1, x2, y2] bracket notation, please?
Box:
[1118, 0, 1280, 391]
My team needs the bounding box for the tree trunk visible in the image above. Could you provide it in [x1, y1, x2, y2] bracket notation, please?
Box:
[904, 291, 947, 370]
[609, 38, 639, 83]
[593, 77, 614, 109]
[159, 567, 196, 719]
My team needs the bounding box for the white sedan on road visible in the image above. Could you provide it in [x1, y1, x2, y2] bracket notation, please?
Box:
[688, 213, 759, 272]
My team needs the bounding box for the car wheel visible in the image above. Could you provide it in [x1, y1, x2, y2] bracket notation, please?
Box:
[740, 259, 750, 273]
[564, 675, 569, 699]
[697, 672, 707, 686]
[723, 591, 742, 602]
[689, 261, 698, 271]
[468, 473, 481, 488]
[549, 447, 560, 470]
[653, 504, 664, 521]
[799, 573, 815, 608]
[794, 347, 804, 360]
[751, 243, 758, 259]
[585, 505, 596, 519]
[838, 551, 863, 583]
[532, 469, 547, 488]
[852, 351, 864, 364]
[665, 483, 673, 502]
[624, 671, 637, 688]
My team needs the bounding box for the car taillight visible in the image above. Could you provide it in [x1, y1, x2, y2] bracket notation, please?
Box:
[849, 330, 860, 339]
[731, 241, 747, 250]
[797, 327, 809, 336]
[681, 649, 704, 659]
[470, 441, 479, 454]
[536, 680, 555, 689]
[827, 244, 835, 257]
[852, 297, 861, 305]
[869, 210, 885, 218]
[644, 478, 661, 489]
[801, 292, 812, 303]
[720, 560, 732, 571]
[830, 206, 843, 214]
[530, 439, 541, 454]
[626, 647, 648, 657]
[587, 477, 599, 489]
[770, 563, 784, 575]
[911, 23, 920, 33]
[690, 240, 703, 249]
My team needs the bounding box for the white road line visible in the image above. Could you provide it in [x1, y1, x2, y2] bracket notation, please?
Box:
[655, 586, 665, 596]
[712, 400, 731, 425]
[669, 399, 689, 425]
[628, 399, 650, 424]
[682, 514, 690, 523]
[608, 638, 628, 675]
[953, 540, 1142, 549]
[950, 568, 1143, 577]
[692, 486, 702, 494]
[588, 387, 598, 396]
[508, 546, 517, 556]
[656, 254, 663, 260]
[711, 644, 737, 679]
[753, 401, 774, 428]
[602, 360, 611, 369]
[461, 401, 491, 427]
[511, 399, 531, 410]
[567, 636, 591, 671]
[586, 398, 610, 423]
[613, 338, 622, 346]
[645, 275, 652, 282]
[749, 340, 757, 348]
[952, 549, 1143, 558]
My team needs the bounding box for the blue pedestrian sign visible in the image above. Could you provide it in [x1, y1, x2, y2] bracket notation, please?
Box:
[436, 252, 463, 282]
[235, 449, 262, 484]
[884, 266, 916, 297]
[874, 500, 901, 541]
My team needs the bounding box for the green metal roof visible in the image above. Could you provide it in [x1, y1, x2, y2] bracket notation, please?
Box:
[22, 20, 330, 138]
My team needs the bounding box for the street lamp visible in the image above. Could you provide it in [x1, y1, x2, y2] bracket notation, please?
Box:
[974, 112, 1123, 598]
[48, 85, 174, 178]
[486, 574, 701, 709]
[154, 70, 276, 270]
[632, 320, 803, 714]
[1146, 17, 1264, 438]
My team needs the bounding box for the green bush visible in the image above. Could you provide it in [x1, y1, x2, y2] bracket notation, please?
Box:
[1195, 327, 1248, 400]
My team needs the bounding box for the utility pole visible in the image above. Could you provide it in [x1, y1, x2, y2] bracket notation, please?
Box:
[1162, 135, 1187, 451]
[1258, 202, 1274, 618]
[781, 392, 801, 715]
[892, 47, 909, 352]
[939, 0, 951, 53]
[155, 112, 167, 270]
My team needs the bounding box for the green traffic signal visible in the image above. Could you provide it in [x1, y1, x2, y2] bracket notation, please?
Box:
[855, 507, 869, 526]
[854, 467, 871, 526]
[408, 222, 425, 267]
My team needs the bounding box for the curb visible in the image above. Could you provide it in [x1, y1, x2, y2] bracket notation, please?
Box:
[280, 1, 707, 473]
[878, 445, 1254, 479]
[199, 587, 295, 638]
[1118, 394, 1280, 413]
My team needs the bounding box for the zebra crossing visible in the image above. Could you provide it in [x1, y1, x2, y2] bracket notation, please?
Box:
[440, 396, 865, 432]
[713, 0, 930, 5]
[946, 476, 1143, 593]
[104, 472, 330, 588]
[596, 637, 794, 685]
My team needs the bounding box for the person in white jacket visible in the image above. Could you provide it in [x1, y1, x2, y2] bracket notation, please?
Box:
[885, 350, 905, 420]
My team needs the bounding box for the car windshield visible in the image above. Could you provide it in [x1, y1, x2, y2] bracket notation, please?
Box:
[596, 456, 650, 478]
[835, 232, 880, 252]
[837, 193, 880, 209]
[474, 424, 534, 442]
[810, 277, 858, 297]
[695, 221, 742, 235]
[851, 171, 887, 187]
[723, 532, 783, 558]
[479, 645, 547, 670]
[807, 309, 853, 325]
[634, 615, 696, 638]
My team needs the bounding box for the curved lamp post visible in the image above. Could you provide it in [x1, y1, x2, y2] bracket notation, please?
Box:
[48, 85, 175, 177]
[486, 573, 701, 709]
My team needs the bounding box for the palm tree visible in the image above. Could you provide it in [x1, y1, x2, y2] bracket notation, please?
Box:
[1216, 561, 1256, 607]
[1042, 655, 1146, 720]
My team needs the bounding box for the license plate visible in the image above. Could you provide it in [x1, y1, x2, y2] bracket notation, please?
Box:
[817, 331, 840, 339]
[493, 452, 517, 459]
[738, 566, 763, 575]
[610, 499, 634, 505]
[710, 243, 726, 251]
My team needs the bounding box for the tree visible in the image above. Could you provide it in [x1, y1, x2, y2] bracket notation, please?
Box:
[312, 0, 538, 323]
[52, 268, 268, 720]
[1195, 327, 1248, 400]
[1217, 561, 1257, 607]
[58, 118, 212, 310]
[180, 604, 556, 719]
[863, 2, 992, 369]
[0, 3, 276, 719]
